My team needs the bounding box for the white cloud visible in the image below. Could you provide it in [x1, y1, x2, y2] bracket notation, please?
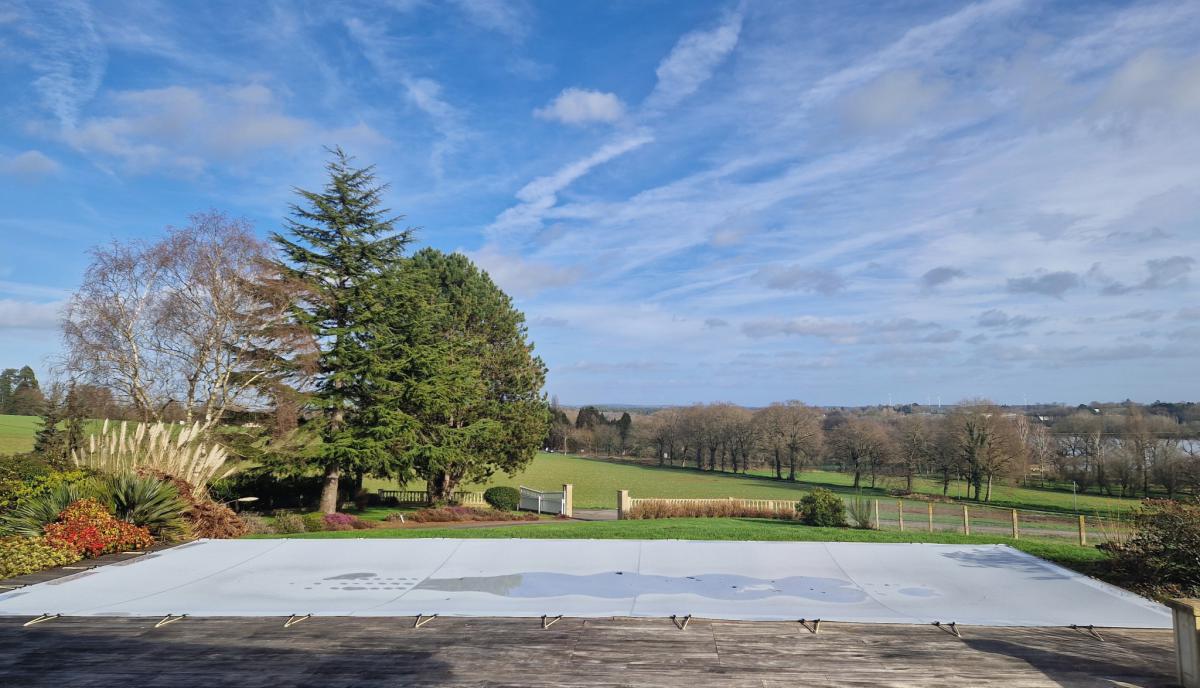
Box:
[0, 299, 62, 330]
[470, 245, 580, 297]
[838, 70, 947, 133]
[645, 9, 742, 112]
[448, 0, 531, 40]
[490, 132, 653, 234]
[0, 150, 61, 178]
[534, 88, 625, 125]
[59, 83, 384, 174]
[25, 0, 105, 129]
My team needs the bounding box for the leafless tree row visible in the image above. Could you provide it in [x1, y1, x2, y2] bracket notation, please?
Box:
[555, 400, 1200, 501]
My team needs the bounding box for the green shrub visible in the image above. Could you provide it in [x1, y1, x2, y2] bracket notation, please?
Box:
[798, 488, 847, 527]
[1101, 499, 1200, 596]
[0, 481, 95, 537]
[483, 486, 521, 511]
[272, 512, 306, 534]
[0, 456, 83, 513]
[0, 536, 82, 578]
[210, 468, 324, 511]
[99, 473, 188, 539]
[302, 512, 326, 532]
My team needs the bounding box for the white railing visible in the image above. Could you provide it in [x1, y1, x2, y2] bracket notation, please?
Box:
[519, 486, 566, 515]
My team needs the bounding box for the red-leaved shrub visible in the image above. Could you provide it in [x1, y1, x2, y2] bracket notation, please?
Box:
[43, 499, 154, 558]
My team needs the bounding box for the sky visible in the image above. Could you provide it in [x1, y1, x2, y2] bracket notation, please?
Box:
[1, 0, 1199, 407]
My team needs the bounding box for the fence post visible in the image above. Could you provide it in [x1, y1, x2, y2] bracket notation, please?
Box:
[963, 505, 970, 535]
[897, 501, 904, 532]
[873, 499, 880, 529]
[1078, 514, 1087, 546]
[562, 483, 573, 518]
[1012, 509, 1019, 540]
[1168, 599, 1200, 688]
[618, 490, 631, 520]
[927, 502, 934, 533]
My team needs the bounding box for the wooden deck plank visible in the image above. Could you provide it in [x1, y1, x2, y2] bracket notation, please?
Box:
[0, 616, 1177, 687]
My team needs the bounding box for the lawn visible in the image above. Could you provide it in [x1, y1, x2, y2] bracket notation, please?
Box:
[365, 452, 834, 509]
[0, 414, 39, 455]
[249, 516, 1108, 576]
[366, 451, 1140, 517]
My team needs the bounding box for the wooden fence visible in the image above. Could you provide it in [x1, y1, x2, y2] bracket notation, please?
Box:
[377, 489, 485, 506]
[628, 497, 798, 513]
[618, 491, 1114, 544]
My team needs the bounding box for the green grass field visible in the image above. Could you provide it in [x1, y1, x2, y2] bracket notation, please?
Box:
[249, 517, 1107, 576]
[0, 414, 39, 454]
[366, 451, 1139, 517]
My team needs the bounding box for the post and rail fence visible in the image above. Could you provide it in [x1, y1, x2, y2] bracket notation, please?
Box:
[616, 490, 1113, 545]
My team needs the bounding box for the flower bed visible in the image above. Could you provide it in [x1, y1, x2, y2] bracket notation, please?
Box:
[404, 506, 539, 523]
[42, 499, 154, 557]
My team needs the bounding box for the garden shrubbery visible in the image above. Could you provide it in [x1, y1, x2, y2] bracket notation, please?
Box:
[42, 499, 154, 558]
[1101, 499, 1200, 597]
[0, 536, 81, 579]
[483, 486, 520, 511]
[323, 512, 372, 531]
[798, 489, 847, 527]
[408, 506, 538, 523]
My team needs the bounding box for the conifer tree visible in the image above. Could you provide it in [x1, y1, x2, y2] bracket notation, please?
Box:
[367, 249, 549, 502]
[271, 147, 415, 513]
[62, 383, 87, 460]
[33, 392, 66, 469]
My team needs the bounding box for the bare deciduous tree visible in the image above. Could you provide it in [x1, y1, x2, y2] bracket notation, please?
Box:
[63, 211, 295, 429]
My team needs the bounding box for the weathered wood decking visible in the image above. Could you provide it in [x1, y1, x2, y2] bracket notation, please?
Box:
[0, 615, 1176, 687]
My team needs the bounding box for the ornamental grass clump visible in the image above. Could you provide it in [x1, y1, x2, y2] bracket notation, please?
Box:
[42, 499, 153, 558]
[72, 420, 235, 497]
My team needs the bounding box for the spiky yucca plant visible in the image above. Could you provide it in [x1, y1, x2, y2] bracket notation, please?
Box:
[100, 473, 189, 540]
[72, 420, 236, 498]
[0, 481, 95, 537]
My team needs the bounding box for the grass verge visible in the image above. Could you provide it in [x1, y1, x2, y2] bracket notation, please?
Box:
[246, 517, 1108, 577]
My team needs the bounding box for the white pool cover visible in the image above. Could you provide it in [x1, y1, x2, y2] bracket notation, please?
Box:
[0, 539, 1170, 627]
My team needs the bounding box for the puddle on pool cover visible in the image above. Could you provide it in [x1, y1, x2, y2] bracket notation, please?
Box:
[413, 572, 885, 603]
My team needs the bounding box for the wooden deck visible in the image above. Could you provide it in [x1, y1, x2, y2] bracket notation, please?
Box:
[0, 615, 1176, 687]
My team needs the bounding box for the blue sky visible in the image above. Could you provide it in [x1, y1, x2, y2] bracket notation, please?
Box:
[1, 0, 1199, 407]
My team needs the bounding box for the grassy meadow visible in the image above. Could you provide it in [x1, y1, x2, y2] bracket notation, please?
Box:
[366, 451, 1140, 517]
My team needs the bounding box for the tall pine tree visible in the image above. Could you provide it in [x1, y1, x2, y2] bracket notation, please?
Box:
[271, 148, 415, 513]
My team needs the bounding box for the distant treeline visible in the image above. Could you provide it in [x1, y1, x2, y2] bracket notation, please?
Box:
[545, 400, 1200, 501]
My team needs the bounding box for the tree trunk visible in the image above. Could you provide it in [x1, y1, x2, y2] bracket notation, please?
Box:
[787, 448, 796, 481]
[853, 468, 861, 489]
[428, 471, 457, 504]
[774, 448, 782, 479]
[985, 473, 992, 502]
[319, 464, 340, 514]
